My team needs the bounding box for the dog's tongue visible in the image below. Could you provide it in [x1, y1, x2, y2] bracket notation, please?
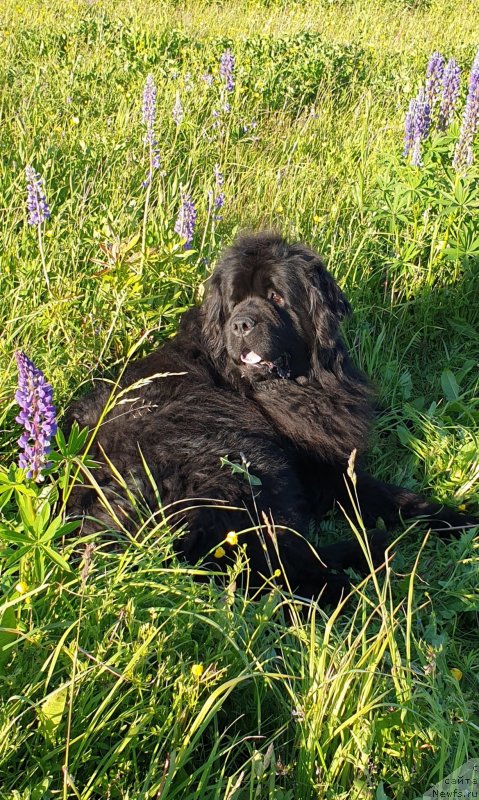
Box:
[241, 351, 262, 365]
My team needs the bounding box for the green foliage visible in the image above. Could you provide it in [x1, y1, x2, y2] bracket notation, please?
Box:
[1, 0, 479, 797]
[369, 130, 479, 303]
[0, 424, 93, 587]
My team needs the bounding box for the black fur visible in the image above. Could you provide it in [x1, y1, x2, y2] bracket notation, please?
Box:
[66, 232, 478, 604]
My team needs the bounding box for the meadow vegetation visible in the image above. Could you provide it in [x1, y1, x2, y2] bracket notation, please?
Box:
[1, 0, 479, 797]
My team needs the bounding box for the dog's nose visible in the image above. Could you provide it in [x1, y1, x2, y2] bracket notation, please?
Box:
[231, 315, 256, 337]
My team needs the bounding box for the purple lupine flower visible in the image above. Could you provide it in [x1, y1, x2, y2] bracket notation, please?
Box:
[403, 98, 417, 157]
[220, 49, 235, 92]
[414, 87, 432, 138]
[438, 58, 461, 130]
[425, 52, 445, 107]
[213, 164, 225, 217]
[410, 87, 431, 166]
[472, 48, 479, 75]
[173, 93, 184, 126]
[142, 74, 160, 183]
[142, 74, 156, 138]
[15, 351, 57, 482]
[453, 50, 479, 170]
[214, 163, 224, 187]
[25, 166, 50, 226]
[174, 192, 196, 247]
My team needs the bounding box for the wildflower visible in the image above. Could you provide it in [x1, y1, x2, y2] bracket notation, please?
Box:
[453, 49, 479, 170]
[450, 668, 463, 681]
[438, 58, 461, 130]
[403, 97, 417, 157]
[25, 166, 50, 226]
[214, 546, 225, 558]
[425, 51, 445, 107]
[142, 74, 160, 182]
[214, 193, 225, 211]
[174, 191, 196, 247]
[220, 49, 235, 92]
[173, 92, 184, 126]
[15, 581, 28, 594]
[201, 73, 214, 86]
[213, 163, 225, 216]
[273, 569, 282, 578]
[191, 663, 204, 677]
[142, 74, 157, 139]
[410, 87, 431, 167]
[225, 531, 237, 546]
[15, 351, 57, 482]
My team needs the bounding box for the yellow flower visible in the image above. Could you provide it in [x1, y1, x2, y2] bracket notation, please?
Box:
[450, 668, 463, 681]
[226, 531, 238, 546]
[191, 663, 204, 678]
[458, 504, 467, 511]
[214, 546, 225, 558]
[15, 581, 28, 594]
[273, 569, 282, 578]
[70, 117, 80, 125]
[276, 206, 284, 214]
[313, 214, 322, 224]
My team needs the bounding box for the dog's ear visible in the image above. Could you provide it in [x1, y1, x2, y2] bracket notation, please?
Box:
[305, 253, 351, 376]
[201, 271, 226, 362]
[311, 260, 351, 321]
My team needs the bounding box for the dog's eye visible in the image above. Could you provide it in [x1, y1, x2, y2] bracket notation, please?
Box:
[269, 290, 284, 307]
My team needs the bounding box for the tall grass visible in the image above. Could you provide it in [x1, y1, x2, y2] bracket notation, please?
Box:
[1, 1, 479, 797]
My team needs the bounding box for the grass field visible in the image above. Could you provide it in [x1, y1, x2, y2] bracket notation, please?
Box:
[1, 1, 479, 797]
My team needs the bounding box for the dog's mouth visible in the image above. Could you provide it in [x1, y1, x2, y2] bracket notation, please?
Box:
[240, 350, 291, 379]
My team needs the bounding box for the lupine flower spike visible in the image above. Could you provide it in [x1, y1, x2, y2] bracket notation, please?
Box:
[142, 74, 160, 185]
[403, 98, 417, 157]
[438, 58, 461, 130]
[25, 165, 51, 287]
[410, 87, 431, 167]
[25, 166, 50, 226]
[425, 51, 445, 108]
[220, 49, 235, 92]
[15, 351, 57, 482]
[174, 192, 196, 248]
[453, 49, 479, 171]
[140, 74, 161, 269]
[214, 163, 225, 216]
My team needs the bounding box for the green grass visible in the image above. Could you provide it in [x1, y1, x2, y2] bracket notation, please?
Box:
[1, 1, 479, 797]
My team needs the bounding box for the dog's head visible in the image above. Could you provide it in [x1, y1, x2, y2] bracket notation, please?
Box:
[201, 232, 351, 385]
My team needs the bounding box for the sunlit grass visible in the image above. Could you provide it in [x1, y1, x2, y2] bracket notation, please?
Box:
[1, 0, 479, 797]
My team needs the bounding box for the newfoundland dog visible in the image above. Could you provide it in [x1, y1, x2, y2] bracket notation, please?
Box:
[66, 232, 477, 603]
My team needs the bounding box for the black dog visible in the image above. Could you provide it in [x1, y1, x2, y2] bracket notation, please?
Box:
[66, 232, 477, 603]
